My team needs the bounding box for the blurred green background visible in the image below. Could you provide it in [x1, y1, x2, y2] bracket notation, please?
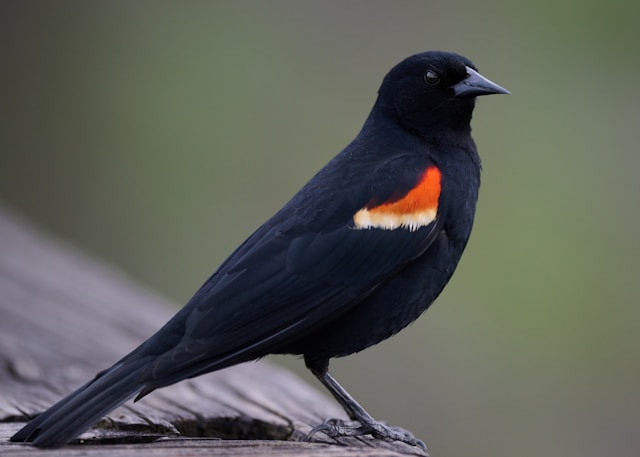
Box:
[1, 1, 639, 456]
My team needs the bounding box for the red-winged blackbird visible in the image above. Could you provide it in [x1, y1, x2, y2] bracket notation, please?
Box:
[11, 51, 508, 449]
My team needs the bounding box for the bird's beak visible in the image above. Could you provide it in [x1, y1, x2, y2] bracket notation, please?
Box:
[452, 66, 510, 98]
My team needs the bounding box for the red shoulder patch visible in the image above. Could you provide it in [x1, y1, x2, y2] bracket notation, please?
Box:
[353, 166, 441, 231]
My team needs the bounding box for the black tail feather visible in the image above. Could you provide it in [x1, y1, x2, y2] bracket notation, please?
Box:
[11, 360, 148, 448]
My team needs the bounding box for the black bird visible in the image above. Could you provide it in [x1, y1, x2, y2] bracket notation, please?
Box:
[11, 51, 508, 449]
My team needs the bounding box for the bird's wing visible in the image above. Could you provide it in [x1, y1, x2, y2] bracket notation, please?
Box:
[139, 153, 444, 386]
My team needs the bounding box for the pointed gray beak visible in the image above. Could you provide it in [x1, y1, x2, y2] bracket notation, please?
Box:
[452, 66, 510, 98]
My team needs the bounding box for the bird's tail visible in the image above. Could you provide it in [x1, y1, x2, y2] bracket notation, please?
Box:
[11, 359, 148, 448]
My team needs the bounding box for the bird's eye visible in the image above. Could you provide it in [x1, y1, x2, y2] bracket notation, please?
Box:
[424, 70, 440, 86]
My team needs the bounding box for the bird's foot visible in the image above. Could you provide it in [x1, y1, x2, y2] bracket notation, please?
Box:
[306, 417, 427, 452]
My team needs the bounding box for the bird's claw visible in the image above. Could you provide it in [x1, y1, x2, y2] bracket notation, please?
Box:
[306, 417, 427, 452]
[307, 418, 365, 439]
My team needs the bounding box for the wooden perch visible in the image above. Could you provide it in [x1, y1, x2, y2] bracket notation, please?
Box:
[0, 207, 424, 456]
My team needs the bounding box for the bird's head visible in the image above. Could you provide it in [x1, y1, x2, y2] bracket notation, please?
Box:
[375, 51, 509, 135]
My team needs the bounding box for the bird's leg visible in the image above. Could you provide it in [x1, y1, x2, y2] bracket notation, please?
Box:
[304, 357, 427, 451]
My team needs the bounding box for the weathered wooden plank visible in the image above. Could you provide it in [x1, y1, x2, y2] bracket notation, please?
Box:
[0, 208, 424, 456]
[1, 423, 414, 456]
